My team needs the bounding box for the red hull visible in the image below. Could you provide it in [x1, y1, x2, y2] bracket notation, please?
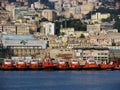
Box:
[2, 63, 14, 70]
[83, 62, 99, 69]
[1, 59, 14, 70]
[29, 63, 40, 69]
[112, 60, 120, 70]
[113, 63, 120, 70]
[16, 62, 27, 70]
[42, 61, 55, 69]
[42, 53, 56, 70]
[69, 62, 80, 69]
[114, 66, 120, 70]
[100, 64, 114, 70]
[57, 62, 69, 70]
[83, 57, 99, 69]
[29, 60, 41, 69]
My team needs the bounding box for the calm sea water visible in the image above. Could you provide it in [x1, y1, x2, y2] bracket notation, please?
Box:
[0, 70, 120, 90]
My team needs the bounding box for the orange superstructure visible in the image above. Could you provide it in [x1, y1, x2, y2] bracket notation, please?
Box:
[16, 59, 27, 70]
[113, 60, 120, 70]
[29, 59, 41, 70]
[114, 64, 120, 70]
[69, 58, 81, 70]
[83, 58, 99, 69]
[2, 59, 14, 70]
[42, 53, 56, 70]
[57, 58, 69, 70]
[100, 60, 114, 70]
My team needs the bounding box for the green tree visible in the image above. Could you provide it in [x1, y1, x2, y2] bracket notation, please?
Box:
[102, 17, 113, 22]
[113, 20, 120, 32]
[80, 34, 85, 38]
[64, 19, 86, 31]
[54, 21, 61, 35]
[59, 32, 65, 36]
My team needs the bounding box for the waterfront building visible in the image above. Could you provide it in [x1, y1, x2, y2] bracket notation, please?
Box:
[2, 34, 47, 56]
[49, 48, 73, 59]
[74, 47, 109, 64]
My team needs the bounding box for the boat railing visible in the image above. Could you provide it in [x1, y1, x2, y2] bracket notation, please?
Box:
[17, 59, 25, 64]
[58, 59, 65, 64]
[4, 59, 12, 64]
[30, 59, 39, 64]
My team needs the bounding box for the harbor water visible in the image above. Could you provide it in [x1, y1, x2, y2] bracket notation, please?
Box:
[0, 70, 120, 90]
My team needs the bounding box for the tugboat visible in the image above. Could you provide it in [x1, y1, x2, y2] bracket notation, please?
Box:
[29, 54, 41, 70]
[56, 58, 69, 70]
[16, 59, 27, 70]
[114, 63, 120, 70]
[113, 60, 120, 70]
[2, 58, 14, 70]
[100, 60, 114, 70]
[69, 58, 80, 70]
[42, 53, 56, 70]
[83, 57, 99, 70]
[29, 59, 41, 70]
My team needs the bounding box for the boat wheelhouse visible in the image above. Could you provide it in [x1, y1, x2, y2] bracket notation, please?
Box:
[100, 60, 114, 70]
[69, 58, 80, 70]
[2, 59, 14, 70]
[16, 59, 27, 70]
[83, 57, 99, 69]
[42, 53, 56, 70]
[57, 58, 69, 70]
[29, 59, 41, 70]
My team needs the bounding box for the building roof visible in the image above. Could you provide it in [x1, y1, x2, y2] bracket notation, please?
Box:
[2, 34, 35, 40]
[2, 39, 47, 49]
